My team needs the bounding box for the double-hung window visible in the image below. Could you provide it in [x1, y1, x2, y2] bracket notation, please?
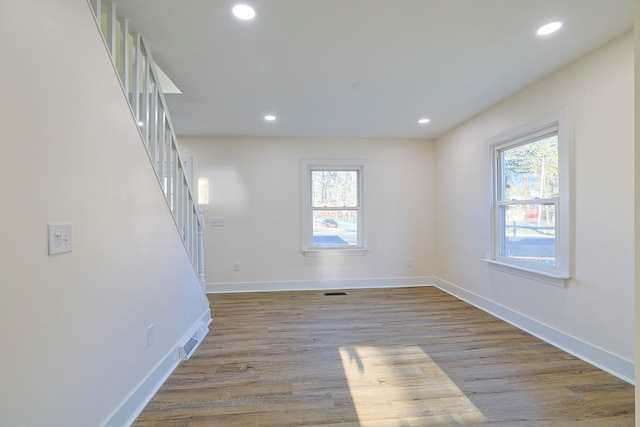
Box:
[301, 159, 367, 255]
[489, 110, 571, 286]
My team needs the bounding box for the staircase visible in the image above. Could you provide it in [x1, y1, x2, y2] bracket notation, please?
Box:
[87, 0, 205, 290]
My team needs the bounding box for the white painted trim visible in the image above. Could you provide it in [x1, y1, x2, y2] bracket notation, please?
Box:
[483, 259, 568, 288]
[433, 277, 634, 385]
[207, 277, 434, 294]
[301, 158, 369, 252]
[303, 248, 369, 257]
[101, 308, 212, 427]
[488, 108, 572, 281]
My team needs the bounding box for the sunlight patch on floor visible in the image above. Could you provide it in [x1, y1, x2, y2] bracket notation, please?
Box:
[339, 346, 487, 426]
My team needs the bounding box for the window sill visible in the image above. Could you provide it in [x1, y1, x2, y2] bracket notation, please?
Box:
[303, 248, 369, 257]
[482, 259, 569, 288]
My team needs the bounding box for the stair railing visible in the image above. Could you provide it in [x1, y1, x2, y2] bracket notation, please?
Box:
[88, 0, 206, 290]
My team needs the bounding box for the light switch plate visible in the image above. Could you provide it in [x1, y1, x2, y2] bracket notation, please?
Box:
[48, 224, 73, 255]
[210, 217, 225, 227]
[147, 324, 155, 347]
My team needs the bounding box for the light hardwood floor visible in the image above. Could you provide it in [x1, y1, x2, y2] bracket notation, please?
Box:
[132, 287, 634, 426]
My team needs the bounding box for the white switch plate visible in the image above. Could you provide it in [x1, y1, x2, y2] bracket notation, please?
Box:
[48, 224, 73, 255]
[210, 217, 225, 227]
[147, 324, 155, 347]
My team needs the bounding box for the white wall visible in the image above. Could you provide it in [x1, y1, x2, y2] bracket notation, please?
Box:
[634, 0, 640, 417]
[180, 137, 435, 289]
[435, 33, 634, 375]
[0, 1, 209, 425]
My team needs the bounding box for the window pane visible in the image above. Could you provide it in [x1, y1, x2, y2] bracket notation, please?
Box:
[501, 135, 558, 201]
[500, 203, 556, 266]
[312, 210, 358, 247]
[312, 170, 358, 208]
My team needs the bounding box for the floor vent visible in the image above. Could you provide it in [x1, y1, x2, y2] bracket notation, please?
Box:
[181, 336, 198, 358]
[324, 292, 347, 296]
[179, 323, 210, 360]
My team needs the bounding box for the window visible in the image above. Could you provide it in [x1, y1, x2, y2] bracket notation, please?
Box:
[301, 159, 367, 255]
[488, 110, 571, 286]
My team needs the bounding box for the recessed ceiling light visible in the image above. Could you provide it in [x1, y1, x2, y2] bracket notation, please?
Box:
[232, 3, 255, 20]
[537, 21, 563, 36]
[418, 118, 431, 124]
[138, 121, 143, 127]
[264, 115, 276, 121]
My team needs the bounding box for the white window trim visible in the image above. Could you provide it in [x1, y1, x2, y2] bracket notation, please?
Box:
[485, 108, 572, 287]
[301, 159, 369, 256]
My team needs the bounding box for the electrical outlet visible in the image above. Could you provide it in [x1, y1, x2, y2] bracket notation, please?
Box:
[233, 262, 240, 272]
[407, 258, 413, 267]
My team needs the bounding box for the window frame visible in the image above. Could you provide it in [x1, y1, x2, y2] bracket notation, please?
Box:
[487, 109, 571, 287]
[301, 159, 368, 256]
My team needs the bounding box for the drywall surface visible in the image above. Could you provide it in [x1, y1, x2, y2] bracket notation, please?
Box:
[0, 1, 209, 425]
[435, 33, 634, 364]
[180, 137, 435, 287]
[634, 0, 640, 414]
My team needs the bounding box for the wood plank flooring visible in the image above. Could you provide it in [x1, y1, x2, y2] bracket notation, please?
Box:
[132, 287, 634, 426]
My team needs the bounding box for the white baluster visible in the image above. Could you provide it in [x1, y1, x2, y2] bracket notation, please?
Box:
[158, 109, 166, 193]
[90, 0, 102, 28]
[131, 33, 141, 120]
[173, 147, 180, 216]
[105, 1, 117, 60]
[169, 147, 176, 211]
[117, 17, 129, 93]
[164, 124, 172, 198]
[142, 56, 150, 146]
[150, 82, 158, 169]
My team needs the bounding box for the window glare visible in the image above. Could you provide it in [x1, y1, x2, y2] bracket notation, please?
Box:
[197, 177, 209, 205]
[311, 170, 358, 207]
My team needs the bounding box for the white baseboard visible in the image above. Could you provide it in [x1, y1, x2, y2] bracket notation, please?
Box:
[433, 277, 634, 385]
[207, 276, 434, 293]
[102, 308, 212, 427]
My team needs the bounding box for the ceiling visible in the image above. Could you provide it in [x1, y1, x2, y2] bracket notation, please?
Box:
[112, 0, 633, 140]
